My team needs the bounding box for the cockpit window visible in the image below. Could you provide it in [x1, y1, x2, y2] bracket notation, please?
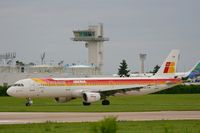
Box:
[13, 84, 24, 87]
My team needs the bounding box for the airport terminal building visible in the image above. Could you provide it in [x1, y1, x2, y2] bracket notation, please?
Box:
[0, 64, 100, 86]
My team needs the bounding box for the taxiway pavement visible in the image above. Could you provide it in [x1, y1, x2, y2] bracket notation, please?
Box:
[0, 111, 200, 124]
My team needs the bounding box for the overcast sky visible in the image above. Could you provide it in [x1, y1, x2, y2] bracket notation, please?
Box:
[0, 0, 200, 74]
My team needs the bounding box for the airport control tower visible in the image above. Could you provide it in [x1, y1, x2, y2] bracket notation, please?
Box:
[71, 23, 109, 74]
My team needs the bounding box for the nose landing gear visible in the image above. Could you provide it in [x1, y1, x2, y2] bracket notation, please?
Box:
[25, 98, 33, 106]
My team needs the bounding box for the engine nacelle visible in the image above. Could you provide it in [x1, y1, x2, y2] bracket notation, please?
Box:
[54, 97, 73, 103]
[82, 92, 101, 103]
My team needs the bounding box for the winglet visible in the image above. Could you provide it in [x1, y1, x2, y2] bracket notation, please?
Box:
[154, 49, 180, 78]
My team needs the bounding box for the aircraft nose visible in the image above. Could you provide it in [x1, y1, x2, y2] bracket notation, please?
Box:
[7, 87, 15, 96]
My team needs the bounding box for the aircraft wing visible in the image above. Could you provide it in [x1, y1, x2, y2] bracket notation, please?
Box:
[97, 85, 147, 96]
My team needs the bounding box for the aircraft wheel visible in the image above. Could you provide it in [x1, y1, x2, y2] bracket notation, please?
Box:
[25, 98, 33, 106]
[102, 100, 110, 105]
[83, 102, 91, 106]
[25, 102, 31, 106]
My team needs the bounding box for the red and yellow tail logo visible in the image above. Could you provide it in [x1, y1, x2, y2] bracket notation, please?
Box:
[163, 62, 175, 73]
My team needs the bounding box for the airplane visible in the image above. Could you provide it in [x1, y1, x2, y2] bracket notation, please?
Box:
[7, 49, 182, 106]
[186, 61, 200, 79]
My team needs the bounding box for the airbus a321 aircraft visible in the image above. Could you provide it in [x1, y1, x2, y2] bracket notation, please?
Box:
[7, 50, 182, 106]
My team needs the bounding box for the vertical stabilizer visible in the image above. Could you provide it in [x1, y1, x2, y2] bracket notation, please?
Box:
[155, 49, 180, 78]
[187, 61, 200, 79]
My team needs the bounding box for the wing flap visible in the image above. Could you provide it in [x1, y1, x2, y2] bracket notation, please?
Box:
[97, 85, 147, 96]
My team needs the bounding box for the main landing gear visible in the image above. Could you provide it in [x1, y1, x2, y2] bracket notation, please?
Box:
[25, 98, 33, 106]
[82, 100, 110, 106]
[82, 102, 91, 106]
[102, 99, 110, 105]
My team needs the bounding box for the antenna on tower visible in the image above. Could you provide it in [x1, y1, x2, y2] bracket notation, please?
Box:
[41, 52, 46, 65]
[0, 52, 16, 65]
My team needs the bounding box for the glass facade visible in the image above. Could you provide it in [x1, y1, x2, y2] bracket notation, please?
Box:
[74, 31, 95, 38]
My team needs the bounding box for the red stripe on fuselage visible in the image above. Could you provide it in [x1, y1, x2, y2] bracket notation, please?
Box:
[35, 78, 181, 86]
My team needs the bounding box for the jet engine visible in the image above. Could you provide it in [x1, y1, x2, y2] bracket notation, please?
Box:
[54, 97, 73, 103]
[82, 92, 101, 103]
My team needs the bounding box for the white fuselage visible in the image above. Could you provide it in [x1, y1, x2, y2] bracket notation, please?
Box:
[7, 77, 181, 99]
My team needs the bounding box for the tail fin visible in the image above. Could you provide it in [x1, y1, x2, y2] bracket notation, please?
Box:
[187, 61, 200, 79]
[154, 49, 180, 78]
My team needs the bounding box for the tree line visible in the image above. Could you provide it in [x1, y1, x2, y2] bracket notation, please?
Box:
[118, 59, 160, 77]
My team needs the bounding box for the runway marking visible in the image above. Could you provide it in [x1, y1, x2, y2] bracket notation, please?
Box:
[0, 111, 200, 124]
